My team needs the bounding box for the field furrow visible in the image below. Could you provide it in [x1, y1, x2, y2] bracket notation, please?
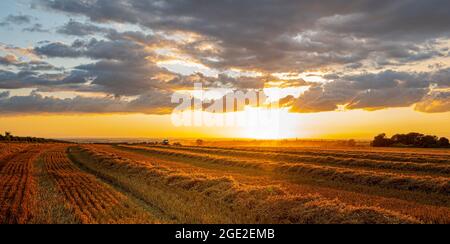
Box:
[42, 146, 157, 224]
[0, 146, 43, 224]
[0, 144, 31, 171]
[69, 145, 428, 224]
[118, 145, 450, 195]
[133, 145, 450, 175]
[220, 146, 450, 164]
[94, 144, 450, 223]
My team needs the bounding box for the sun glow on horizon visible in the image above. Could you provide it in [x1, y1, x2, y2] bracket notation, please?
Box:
[0, 107, 449, 140]
[239, 107, 302, 140]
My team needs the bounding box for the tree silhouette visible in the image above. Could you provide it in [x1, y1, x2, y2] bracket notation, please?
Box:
[372, 133, 449, 148]
[438, 137, 450, 147]
[371, 134, 394, 147]
[0, 131, 65, 143]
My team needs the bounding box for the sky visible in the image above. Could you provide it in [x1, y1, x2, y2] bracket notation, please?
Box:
[0, 0, 450, 140]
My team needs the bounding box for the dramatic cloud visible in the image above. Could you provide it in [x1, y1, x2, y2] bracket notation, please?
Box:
[31, 33, 272, 96]
[415, 90, 450, 113]
[0, 90, 175, 115]
[73, 59, 166, 96]
[0, 0, 448, 115]
[289, 81, 357, 113]
[290, 68, 450, 113]
[0, 91, 10, 99]
[346, 87, 429, 111]
[23, 23, 49, 33]
[317, 1, 450, 40]
[0, 68, 87, 90]
[34, 42, 84, 58]
[0, 55, 19, 65]
[57, 20, 107, 36]
[37, 0, 450, 72]
[0, 14, 32, 26]
[0, 55, 59, 71]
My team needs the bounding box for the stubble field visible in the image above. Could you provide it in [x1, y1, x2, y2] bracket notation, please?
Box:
[0, 142, 449, 224]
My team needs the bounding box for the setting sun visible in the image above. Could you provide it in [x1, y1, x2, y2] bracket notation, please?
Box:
[240, 108, 301, 139]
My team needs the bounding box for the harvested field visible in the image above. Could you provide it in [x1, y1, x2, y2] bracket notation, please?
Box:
[70, 145, 420, 224]
[144, 145, 450, 174]
[0, 144, 162, 224]
[1, 142, 449, 224]
[120, 145, 450, 195]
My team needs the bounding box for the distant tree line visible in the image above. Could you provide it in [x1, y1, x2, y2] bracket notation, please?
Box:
[372, 133, 450, 148]
[0, 132, 64, 143]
